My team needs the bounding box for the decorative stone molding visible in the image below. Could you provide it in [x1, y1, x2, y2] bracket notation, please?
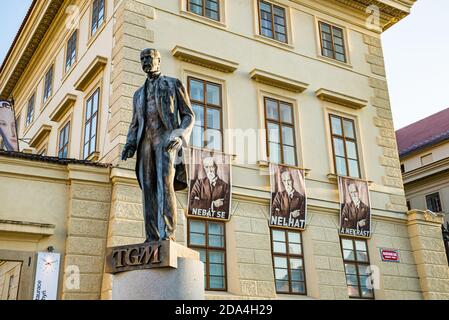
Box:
[0, 220, 55, 237]
[332, 0, 416, 30]
[50, 94, 77, 122]
[172, 46, 239, 73]
[74, 56, 108, 91]
[29, 125, 52, 148]
[0, 0, 65, 100]
[316, 88, 368, 109]
[250, 69, 309, 93]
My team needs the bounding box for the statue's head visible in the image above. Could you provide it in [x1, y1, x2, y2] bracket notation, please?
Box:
[140, 48, 161, 74]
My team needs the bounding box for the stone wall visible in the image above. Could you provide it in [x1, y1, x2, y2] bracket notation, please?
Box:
[364, 35, 408, 213]
[407, 210, 449, 299]
[61, 168, 112, 300]
[372, 219, 422, 299]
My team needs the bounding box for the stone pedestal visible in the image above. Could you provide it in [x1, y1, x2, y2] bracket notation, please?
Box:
[110, 242, 204, 300]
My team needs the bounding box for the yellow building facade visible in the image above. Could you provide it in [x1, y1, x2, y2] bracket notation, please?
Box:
[1, 0, 449, 300]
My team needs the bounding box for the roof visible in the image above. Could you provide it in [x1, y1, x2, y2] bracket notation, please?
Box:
[396, 108, 449, 158]
[0, 151, 110, 168]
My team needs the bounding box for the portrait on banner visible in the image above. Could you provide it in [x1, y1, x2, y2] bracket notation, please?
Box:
[338, 176, 372, 238]
[0, 100, 19, 152]
[188, 148, 232, 221]
[269, 164, 307, 230]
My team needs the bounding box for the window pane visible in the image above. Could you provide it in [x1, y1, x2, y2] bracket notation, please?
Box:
[209, 276, 225, 289]
[343, 249, 355, 261]
[291, 282, 305, 294]
[268, 123, 280, 143]
[333, 138, 345, 157]
[260, 2, 272, 13]
[336, 157, 347, 176]
[262, 28, 273, 38]
[192, 104, 205, 127]
[282, 126, 294, 146]
[346, 141, 357, 159]
[209, 222, 224, 235]
[205, 129, 222, 151]
[272, 230, 285, 242]
[288, 232, 301, 244]
[280, 104, 293, 123]
[274, 257, 288, 269]
[357, 251, 369, 263]
[269, 143, 281, 164]
[342, 239, 354, 250]
[190, 233, 206, 246]
[336, 53, 346, 62]
[191, 126, 204, 148]
[189, 79, 204, 102]
[206, 84, 220, 105]
[93, 91, 99, 113]
[348, 160, 360, 178]
[276, 281, 289, 293]
[273, 241, 286, 254]
[190, 220, 205, 233]
[275, 268, 288, 281]
[355, 240, 366, 252]
[289, 243, 302, 255]
[209, 251, 225, 264]
[333, 27, 343, 38]
[266, 99, 279, 120]
[346, 274, 359, 287]
[291, 270, 304, 282]
[206, 108, 221, 130]
[348, 286, 359, 297]
[331, 117, 342, 135]
[209, 264, 224, 277]
[320, 23, 331, 34]
[209, 235, 224, 247]
[283, 146, 296, 166]
[290, 258, 303, 270]
[345, 263, 357, 275]
[206, 10, 219, 21]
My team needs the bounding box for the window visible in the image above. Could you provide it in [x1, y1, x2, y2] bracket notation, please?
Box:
[400, 164, 405, 173]
[26, 94, 35, 127]
[421, 153, 433, 166]
[83, 89, 100, 159]
[340, 238, 374, 299]
[91, 0, 105, 36]
[188, 0, 219, 21]
[188, 219, 226, 291]
[65, 30, 78, 72]
[188, 77, 223, 151]
[258, 1, 288, 43]
[319, 21, 347, 63]
[330, 115, 360, 178]
[271, 229, 306, 295]
[43, 66, 54, 104]
[265, 98, 297, 166]
[406, 201, 411, 211]
[58, 122, 70, 158]
[426, 192, 442, 213]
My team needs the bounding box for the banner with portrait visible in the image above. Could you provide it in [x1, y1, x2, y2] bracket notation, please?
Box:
[187, 148, 232, 221]
[269, 163, 307, 230]
[338, 176, 372, 238]
[0, 100, 19, 152]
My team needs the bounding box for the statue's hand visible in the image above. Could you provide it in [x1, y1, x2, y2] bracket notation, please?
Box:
[166, 137, 182, 153]
[121, 143, 137, 161]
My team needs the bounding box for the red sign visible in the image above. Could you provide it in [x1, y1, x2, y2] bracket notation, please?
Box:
[381, 249, 400, 262]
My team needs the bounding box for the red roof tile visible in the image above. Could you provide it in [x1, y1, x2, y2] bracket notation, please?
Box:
[396, 108, 449, 157]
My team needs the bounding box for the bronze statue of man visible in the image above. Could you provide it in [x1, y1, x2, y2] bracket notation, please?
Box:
[122, 48, 195, 242]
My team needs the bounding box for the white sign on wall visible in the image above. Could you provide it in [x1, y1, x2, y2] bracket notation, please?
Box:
[33, 252, 61, 300]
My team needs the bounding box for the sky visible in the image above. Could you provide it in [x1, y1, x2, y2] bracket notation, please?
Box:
[0, 0, 447, 130]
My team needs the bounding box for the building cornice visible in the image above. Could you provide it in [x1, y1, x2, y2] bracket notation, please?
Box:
[331, 0, 416, 29]
[0, 0, 64, 100]
[403, 156, 449, 185]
